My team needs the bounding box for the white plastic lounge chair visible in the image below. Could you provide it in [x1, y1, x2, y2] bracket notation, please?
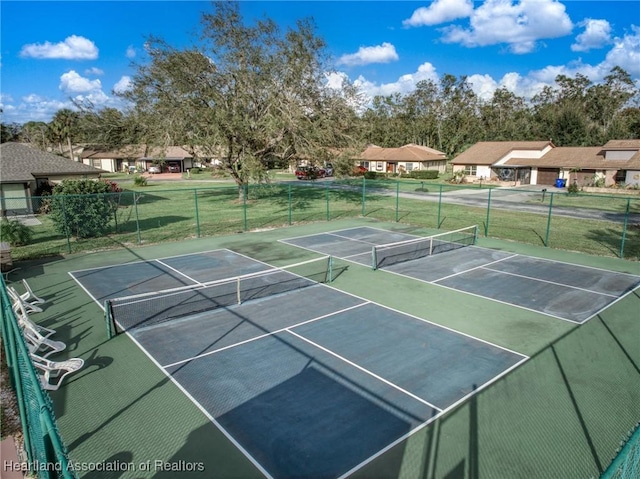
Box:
[7, 286, 43, 314]
[21, 321, 66, 358]
[30, 354, 84, 391]
[21, 279, 46, 305]
[14, 302, 56, 339]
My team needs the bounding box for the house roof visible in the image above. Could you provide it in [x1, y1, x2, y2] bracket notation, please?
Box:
[602, 139, 640, 150]
[82, 144, 193, 160]
[360, 144, 446, 162]
[451, 141, 553, 165]
[1, 142, 104, 182]
[503, 147, 612, 168]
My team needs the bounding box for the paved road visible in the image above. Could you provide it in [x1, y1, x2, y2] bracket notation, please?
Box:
[287, 180, 640, 224]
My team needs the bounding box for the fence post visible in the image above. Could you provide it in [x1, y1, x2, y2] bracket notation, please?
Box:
[484, 188, 493, 236]
[395, 181, 400, 222]
[361, 177, 366, 216]
[326, 183, 330, 221]
[544, 192, 554, 247]
[61, 195, 72, 253]
[619, 198, 631, 258]
[288, 184, 293, 225]
[193, 189, 201, 238]
[243, 184, 248, 231]
[437, 184, 443, 228]
[134, 193, 141, 244]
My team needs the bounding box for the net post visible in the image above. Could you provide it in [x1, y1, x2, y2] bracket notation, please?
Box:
[474, 225, 479, 245]
[237, 277, 242, 305]
[371, 245, 378, 270]
[429, 236, 434, 256]
[328, 255, 333, 283]
[104, 300, 114, 339]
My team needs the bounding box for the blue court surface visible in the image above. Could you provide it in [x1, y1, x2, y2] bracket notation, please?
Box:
[70, 249, 526, 479]
[281, 226, 640, 323]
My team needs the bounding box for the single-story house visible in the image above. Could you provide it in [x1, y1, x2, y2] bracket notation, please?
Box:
[0, 142, 104, 216]
[451, 140, 640, 187]
[358, 144, 448, 174]
[81, 145, 203, 173]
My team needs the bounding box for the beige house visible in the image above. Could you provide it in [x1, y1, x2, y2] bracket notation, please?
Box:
[358, 144, 447, 174]
[0, 142, 104, 216]
[451, 140, 640, 187]
[81, 145, 201, 173]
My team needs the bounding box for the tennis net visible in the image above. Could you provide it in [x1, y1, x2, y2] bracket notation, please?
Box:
[105, 255, 333, 337]
[372, 225, 478, 270]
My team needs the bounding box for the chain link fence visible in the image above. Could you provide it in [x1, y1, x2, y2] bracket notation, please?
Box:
[1, 179, 638, 261]
[0, 278, 77, 478]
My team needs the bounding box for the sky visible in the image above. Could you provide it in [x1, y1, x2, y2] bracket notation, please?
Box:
[1, 0, 639, 125]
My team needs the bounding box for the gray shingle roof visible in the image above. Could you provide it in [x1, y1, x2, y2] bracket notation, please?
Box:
[1, 142, 104, 182]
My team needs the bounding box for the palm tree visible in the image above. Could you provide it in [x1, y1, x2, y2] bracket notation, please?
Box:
[49, 109, 79, 160]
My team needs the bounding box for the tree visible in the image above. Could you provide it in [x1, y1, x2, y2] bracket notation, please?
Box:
[118, 2, 362, 194]
[49, 179, 123, 238]
[48, 109, 80, 159]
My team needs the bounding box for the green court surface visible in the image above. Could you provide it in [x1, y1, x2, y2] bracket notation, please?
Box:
[8, 217, 640, 479]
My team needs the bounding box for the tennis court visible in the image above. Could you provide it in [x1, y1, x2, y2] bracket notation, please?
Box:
[281, 226, 640, 323]
[70, 249, 526, 479]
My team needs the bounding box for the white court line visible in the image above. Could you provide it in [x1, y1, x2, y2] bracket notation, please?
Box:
[154, 259, 204, 286]
[481, 266, 620, 298]
[380, 267, 581, 324]
[338, 353, 530, 479]
[431, 254, 519, 283]
[121, 330, 274, 479]
[286, 329, 442, 411]
[67, 248, 230, 273]
[582, 282, 640, 323]
[161, 301, 370, 369]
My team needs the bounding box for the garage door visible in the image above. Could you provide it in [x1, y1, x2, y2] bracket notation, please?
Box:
[536, 168, 560, 185]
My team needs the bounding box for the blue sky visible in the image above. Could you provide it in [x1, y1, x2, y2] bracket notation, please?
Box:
[1, 1, 639, 124]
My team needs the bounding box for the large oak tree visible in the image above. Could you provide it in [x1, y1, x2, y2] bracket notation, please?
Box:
[118, 1, 363, 191]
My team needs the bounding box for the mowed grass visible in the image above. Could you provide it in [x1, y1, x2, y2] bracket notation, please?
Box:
[9, 180, 640, 261]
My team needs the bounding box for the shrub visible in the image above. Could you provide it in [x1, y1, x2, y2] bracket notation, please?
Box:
[133, 175, 148, 186]
[49, 179, 123, 238]
[364, 171, 378, 180]
[409, 170, 439, 180]
[567, 181, 580, 195]
[0, 217, 32, 246]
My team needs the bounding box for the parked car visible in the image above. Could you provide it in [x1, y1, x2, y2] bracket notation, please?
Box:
[353, 165, 368, 175]
[148, 165, 161, 174]
[168, 164, 180, 173]
[323, 163, 334, 177]
[295, 166, 326, 180]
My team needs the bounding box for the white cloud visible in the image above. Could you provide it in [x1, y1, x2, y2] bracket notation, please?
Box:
[338, 42, 399, 66]
[403, 0, 473, 27]
[354, 62, 439, 98]
[20, 35, 98, 60]
[441, 0, 573, 53]
[59, 70, 102, 93]
[572, 19, 612, 52]
[85, 67, 104, 76]
[126, 45, 136, 59]
[113, 76, 132, 94]
[602, 25, 640, 76]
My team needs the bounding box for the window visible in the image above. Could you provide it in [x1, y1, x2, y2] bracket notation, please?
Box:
[91, 159, 101, 169]
[406, 163, 414, 171]
[463, 165, 477, 176]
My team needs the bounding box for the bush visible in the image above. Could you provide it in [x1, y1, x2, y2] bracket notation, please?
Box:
[567, 181, 580, 195]
[190, 167, 202, 174]
[0, 218, 32, 246]
[364, 171, 379, 180]
[409, 170, 439, 180]
[133, 175, 148, 186]
[49, 179, 123, 238]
